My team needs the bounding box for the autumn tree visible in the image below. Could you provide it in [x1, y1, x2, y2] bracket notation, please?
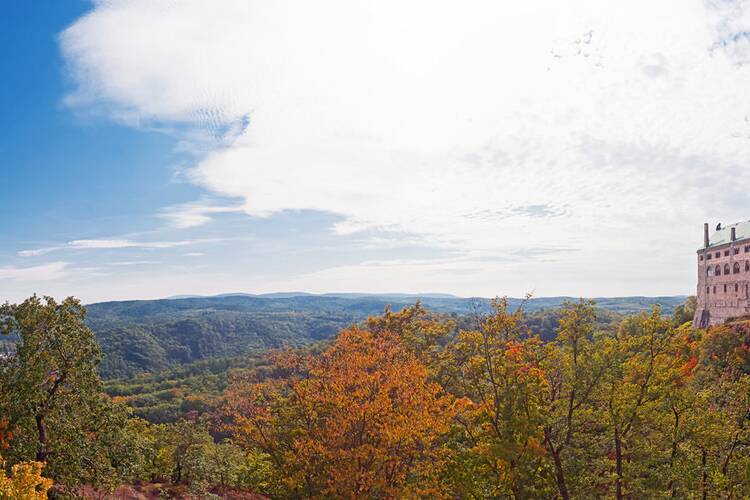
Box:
[589, 307, 680, 498]
[365, 301, 459, 390]
[540, 299, 609, 499]
[445, 297, 553, 498]
[690, 324, 750, 497]
[224, 327, 456, 498]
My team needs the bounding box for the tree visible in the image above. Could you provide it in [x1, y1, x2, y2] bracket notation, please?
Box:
[0, 296, 125, 490]
[0, 461, 52, 500]
[596, 307, 678, 498]
[672, 296, 697, 326]
[0, 418, 52, 500]
[446, 298, 553, 498]
[540, 299, 608, 499]
[224, 327, 456, 498]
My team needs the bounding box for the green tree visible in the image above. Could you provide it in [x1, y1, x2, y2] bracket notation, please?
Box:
[447, 298, 553, 498]
[0, 296, 125, 490]
[540, 299, 609, 499]
[672, 296, 697, 325]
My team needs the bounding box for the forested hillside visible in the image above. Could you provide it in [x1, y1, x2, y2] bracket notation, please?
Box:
[86, 293, 686, 378]
[3, 294, 750, 499]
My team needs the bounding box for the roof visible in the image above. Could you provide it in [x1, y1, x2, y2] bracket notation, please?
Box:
[707, 220, 750, 248]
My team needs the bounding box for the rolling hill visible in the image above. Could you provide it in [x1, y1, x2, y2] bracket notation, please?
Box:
[84, 293, 687, 378]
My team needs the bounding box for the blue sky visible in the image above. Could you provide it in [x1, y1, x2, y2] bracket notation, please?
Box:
[2, 1, 750, 303]
[1, 2, 183, 236]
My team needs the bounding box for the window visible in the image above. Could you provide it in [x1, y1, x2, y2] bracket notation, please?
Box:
[724, 264, 730, 275]
[734, 248, 740, 255]
[707, 253, 712, 260]
[725, 250, 730, 256]
[700, 255, 704, 261]
[735, 283, 739, 292]
[707, 286, 710, 294]
[745, 245, 750, 252]
[724, 284, 728, 293]
[734, 262, 741, 274]
[746, 261, 749, 272]
[716, 265, 722, 276]
[714, 286, 717, 294]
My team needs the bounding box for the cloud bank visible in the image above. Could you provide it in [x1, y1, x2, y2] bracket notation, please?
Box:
[56, 0, 750, 296]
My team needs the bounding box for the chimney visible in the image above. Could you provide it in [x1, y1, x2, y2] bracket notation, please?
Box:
[731, 226, 737, 242]
[704, 223, 710, 248]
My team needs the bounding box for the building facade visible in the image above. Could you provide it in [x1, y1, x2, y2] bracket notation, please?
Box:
[693, 221, 750, 328]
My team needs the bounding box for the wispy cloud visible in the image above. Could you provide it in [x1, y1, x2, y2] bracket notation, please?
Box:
[0, 262, 70, 281]
[110, 260, 161, 266]
[19, 238, 194, 257]
[159, 198, 244, 228]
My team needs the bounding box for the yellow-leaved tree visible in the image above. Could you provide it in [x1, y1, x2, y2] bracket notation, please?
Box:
[0, 419, 52, 500]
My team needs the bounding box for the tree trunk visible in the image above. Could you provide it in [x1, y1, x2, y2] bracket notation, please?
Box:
[35, 414, 48, 462]
[614, 426, 624, 500]
[701, 448, 708, 500]
[544, 431, 570, 500]
[668, 408, 680, 497]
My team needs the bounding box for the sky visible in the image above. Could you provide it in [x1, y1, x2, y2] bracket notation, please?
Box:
[2, 0, 750, 303]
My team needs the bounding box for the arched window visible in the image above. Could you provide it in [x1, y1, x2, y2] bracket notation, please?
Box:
[734, 262, 740, 274]
[716, 265, 722, 276]
[724, 264, 730, 275]
[707, 266, 714, 276]
[745, 260, 749, 272]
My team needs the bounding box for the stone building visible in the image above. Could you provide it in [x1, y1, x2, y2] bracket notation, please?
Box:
[694, 221, 750, 327]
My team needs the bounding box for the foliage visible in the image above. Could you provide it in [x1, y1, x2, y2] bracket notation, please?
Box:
[0, 460, 52, 500]
[78, 294, 688, 379]
[104, 357, 257, 423]
[224, 327, 457, 498]
[672, 295, 697, 325]
[0, 420, 52, 500]
[0, 296, 126, 492]
[3, 293, 750, 498]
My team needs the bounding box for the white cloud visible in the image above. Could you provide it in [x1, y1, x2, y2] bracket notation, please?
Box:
[0, 262, 70, 281]
[110, 260, 161, 266]
[17, 248, 57, 257]
[58, 0, 750, 295]
[19, 238, 194, 257]
[69, 239, 192, 249]
[159, 199, 244, 228]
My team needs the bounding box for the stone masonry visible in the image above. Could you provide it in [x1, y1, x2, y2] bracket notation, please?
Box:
[694, 221, 750, 327]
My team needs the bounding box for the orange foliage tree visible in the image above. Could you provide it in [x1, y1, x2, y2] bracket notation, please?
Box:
[224, 327, 456, 498]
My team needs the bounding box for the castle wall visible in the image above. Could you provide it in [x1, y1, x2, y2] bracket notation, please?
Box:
[694, 239, 750, 327]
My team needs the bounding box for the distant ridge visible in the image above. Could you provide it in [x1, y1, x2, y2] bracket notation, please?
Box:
[159, 291, 683, 304]
[163, 291, 459, 300]
[80, 292, 689, 379]
[100, 292, 688, 316]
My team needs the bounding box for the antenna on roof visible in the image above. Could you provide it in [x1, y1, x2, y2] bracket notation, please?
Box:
[716, 223, 722, 231]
